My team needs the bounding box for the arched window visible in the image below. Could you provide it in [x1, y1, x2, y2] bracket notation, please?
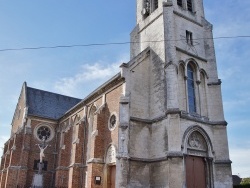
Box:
[87, 105, 97, 160]
[89, 106, 97, 134]
[187, 64, 196, 113]
[72, 115, 80, 143]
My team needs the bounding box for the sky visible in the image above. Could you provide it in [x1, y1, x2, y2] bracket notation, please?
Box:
[0, 0, 249, 178]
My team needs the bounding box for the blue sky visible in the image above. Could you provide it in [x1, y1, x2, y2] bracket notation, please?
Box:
[0, 0, 249, 178]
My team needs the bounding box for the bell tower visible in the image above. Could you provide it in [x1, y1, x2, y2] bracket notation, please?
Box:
[118, 0, 233, 187]
[130, 0, 227, 124]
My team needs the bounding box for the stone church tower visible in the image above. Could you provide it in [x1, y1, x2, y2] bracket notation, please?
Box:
[0, 0, 232, 188]
[117, 0, 233, 187]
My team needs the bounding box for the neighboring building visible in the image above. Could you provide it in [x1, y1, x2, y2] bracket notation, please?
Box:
[232, 175, 242, 186]
[0, 0, 233, 187]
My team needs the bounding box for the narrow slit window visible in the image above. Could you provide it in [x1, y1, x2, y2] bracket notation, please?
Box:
[186, 30, 193, 45]
[177, 0, 183, 7]
[187, 0, 193, 12]
[187, 64, 196, 113]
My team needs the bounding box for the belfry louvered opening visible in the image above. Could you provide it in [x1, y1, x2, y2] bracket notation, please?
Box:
[187, 0, 193, 12]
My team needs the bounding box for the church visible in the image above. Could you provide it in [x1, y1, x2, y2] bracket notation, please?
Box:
[0, 0, 233, 187]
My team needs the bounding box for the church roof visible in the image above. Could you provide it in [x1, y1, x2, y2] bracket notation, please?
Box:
[26, 87, 81, 120]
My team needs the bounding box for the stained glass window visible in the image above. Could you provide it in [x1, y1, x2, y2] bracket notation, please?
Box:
[187, 64, 196, 113]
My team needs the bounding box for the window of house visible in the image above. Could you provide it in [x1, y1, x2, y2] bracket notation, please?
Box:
[177, 0, 183, 7]
[187, 64, 196, 113]
[186, 30, 193, 45]
[187, 0, 193, 12]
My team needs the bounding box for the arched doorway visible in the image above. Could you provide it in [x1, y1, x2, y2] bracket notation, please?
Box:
[183, 127, 214, 188]
[105, 145, 116, 188]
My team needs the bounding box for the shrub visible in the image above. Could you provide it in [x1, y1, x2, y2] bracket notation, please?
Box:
[241, 178, 250, 185]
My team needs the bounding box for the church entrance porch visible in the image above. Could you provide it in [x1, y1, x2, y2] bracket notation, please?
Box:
[183, 126, 215, 188]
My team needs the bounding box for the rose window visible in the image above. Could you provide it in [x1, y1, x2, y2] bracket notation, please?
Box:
[37, 126, 51, 140]
[109, 114, 117, 130]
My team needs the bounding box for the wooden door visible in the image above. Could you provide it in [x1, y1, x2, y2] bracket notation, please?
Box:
[110, 166, 116, 188]
[108, 165, 116, 188]
[186, 156, 206, 188]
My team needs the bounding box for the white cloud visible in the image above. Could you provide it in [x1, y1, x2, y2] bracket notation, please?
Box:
[54, 54, 129, 97]
[230, 147, 250, 178]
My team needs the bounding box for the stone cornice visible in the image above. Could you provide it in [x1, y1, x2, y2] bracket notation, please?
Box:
[7, 166, 28, 170]
[87, 158, 104, 164]
[68, 163, 86, 168]
[129, 156, 168, 163]
[130, 114, 167, 124]
[119, 123, 129, 129]
[119, 96, 130, 104]
[180, 111, 227, 126]
[130, 117, 152, 124]
[56, 166, 68, 171]
[130, 110, 227, 126]
[166, 151, 184, 158]
[207, 79, 222, 86]
[214, 160, 232, 164]
[129, 152, 183, 163]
